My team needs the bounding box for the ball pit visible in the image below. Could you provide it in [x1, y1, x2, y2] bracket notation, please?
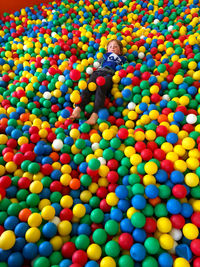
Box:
[0, 0, 200, 266]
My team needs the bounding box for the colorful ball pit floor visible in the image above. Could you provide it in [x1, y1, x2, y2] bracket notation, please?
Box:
[1, 0, 200, 266]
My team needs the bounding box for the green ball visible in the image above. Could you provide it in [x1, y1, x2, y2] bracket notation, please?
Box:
[88, 158, 100, 170]
[105, 240, 120, 257]
[142, 204, 154, 217]
[117, 166, 129, 176]
[73, 154, 84, 165]
[50, 192, 62, 203]
[49, 251, 63, 265]
[89, 196, 100, 208]
[28, 162, 40, 174]
[142, 256, 158, 267]
[118, 255, 134, 267]
[103, 148, 114, 160]
[128, 174, 141, 185]
[144, 237, 160, 254]
[191, 186, 200, 198]
[75, 234, 90, 250]
[21, 160, 31, 171]
[79, 123, 91, 133]
[154, 203, 168, 217]
[7, 203, 21, 216]
[0, 211, 7, 224]
[105, 220, 119, 235]
[93, 229, 107, 245]
[131, 212, 146, 228]
[75, 139, 86, 149]
[110, 138, 121, 149]
[26, 193, 40, 207]
[80, 174, 92, 187]
[33, 257, 50, 267]
[132, 184, 144, 195]
[159, 185, 171, 199]
[90, 208, 104, 223]
[0, 198, 11, 211]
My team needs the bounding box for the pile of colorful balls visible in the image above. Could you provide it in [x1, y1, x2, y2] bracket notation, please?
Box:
[0, 0, 200, 266]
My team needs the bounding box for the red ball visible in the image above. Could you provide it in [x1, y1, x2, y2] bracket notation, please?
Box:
[172, 184, 187, 199]
[60, 153, 71, 164]
[41, 164, 53, 176]
[153, 148, 166, 161]
[141, 149, 153, 161]
[108, 183, 118, 192]
[0, 176, 11, 188]
[72, 250, 88, 266]
[194, 257, 200, 267]
[61, 242, 76, 258]
[118, 128, 129, 139]
[13, 153, 25, 165]
[18, 177, 31, 189]
[118, 233, 134, 250]
[96, 187, 108, 199]
[107, 159, 119, 170]
[107, 171, 119, 183]
[161, 159, 174, 173]
[170, 214, 185, 229]
[156, 125, 168, 137]
[100, 199, 111, 212]
[135, 141, 146, 153]
[70, 69, 81, 81]
[191, 212, 200, 227]
[50, 181, 62, 192]
[118, 69, 127, 78]
[96, 76, 105, 86]
[143, 217, 157, 233]
[60, 208, 73, 221]
[191, 239, 200, 256]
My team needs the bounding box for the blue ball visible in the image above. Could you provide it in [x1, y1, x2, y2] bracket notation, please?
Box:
[120, 218, 134, 233]
[139, 102, 148, 111]
[98, 108, 109, 120]
[130, 243, 146, 261]
[117, 199, 130, 212]
[158, 253, 173, 267]
[131, 195, 146, 210]
[22, 243, 38, 260]
[115, 185, 128, 199]
[170, 171, 184, 184]
[122, 89, 132, 100]
[42, 222, 57, 238]
[166, 133, 178, 144]
[145, 184, 159, 199]
[132, 228, 146, 243]
[8, 252, 24, 267]
[0, 248, 11, 261]
[85, 261, 99, 267]
[77, 224, 91, 236]
[181, 203, 193, 218]
[110, 208, 123, 222]
[12, 237, 26, 252]
[14, 222, 29, 237]
[39, 241, 53, 257]
[175, 244, 192, 261]
[61, 109, 70, 118]
[60, 259, 72, 267]
[155, 169, 168, 183]
[166, 198, 182, 214]
[173, 111, 185, 122]
[4, 216, 19, 230]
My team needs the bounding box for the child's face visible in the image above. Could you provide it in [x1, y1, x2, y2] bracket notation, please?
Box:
[107, 41, 121, 55]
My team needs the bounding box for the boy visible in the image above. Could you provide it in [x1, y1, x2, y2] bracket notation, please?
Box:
[70, 39, 126, 125]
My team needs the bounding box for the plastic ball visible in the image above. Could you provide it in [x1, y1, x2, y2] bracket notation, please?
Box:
[173, 257, 190, 267]
[70, 70, 81, 81]
[87, 244, 102, 261]
[0, 230, 16, 250]
[183, 223, 199, 240]
[100, 256, 116, 267]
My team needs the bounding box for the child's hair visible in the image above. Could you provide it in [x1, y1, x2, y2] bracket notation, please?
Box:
[107, 39, 123, 55]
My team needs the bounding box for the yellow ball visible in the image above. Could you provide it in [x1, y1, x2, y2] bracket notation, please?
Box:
[0, 230, 16, 250]
[58, 220, 72, 236]
[159, 234, 174, 250]
[90, 133, 101, 143]
[100, 257, 116, 267]
[183, 223, 199, 240]
[29, 181, 43, 194]
[157, 217, 172, 233]
[87, 244, 102, 260]
[185, 173, 199, 187]
[60, 174, 72, 186]
[130, 154, 142, 166]
[174, 258, 190, 267]
[173, 75, 183, 85]
[144, 162, 158, 175]
[145, 130, 156, 141]
[102, 129, 114, 140]
[25, 227, 41, 243]
[99, 165, 109, 177]
[78, 80, 87, 90]
[106, 192, 119, 206]
[5, 162, 17, 173]
[143, 175, 156, 186]
[88, 82, 97, 91]
[134, 131, 145, 141]
[50, 236, 63, 250]
[124, 146, 136, 158]
[60, 195, 73, 208]
[174, 160, 187, 172]
[182, 137, 195, 150]
[41, 205, 55, 220]
[38, 199, 51, 210]
[70, 128, 80, 139]
[28, 213, 42, 227]
[186, 157, 199, 170]
[73, 204, 86, 218]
